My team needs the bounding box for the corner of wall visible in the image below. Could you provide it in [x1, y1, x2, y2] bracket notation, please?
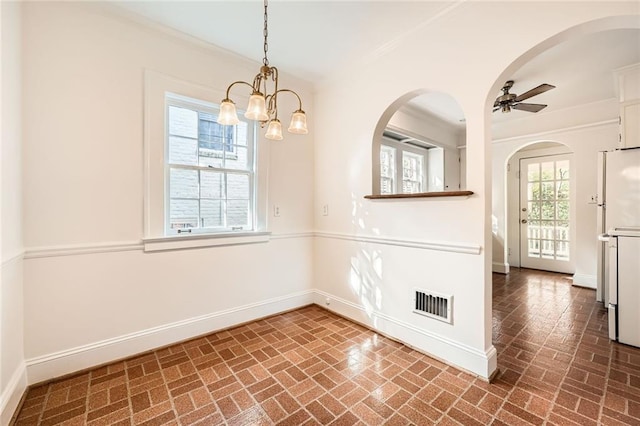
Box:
[0, 362, 27, 425]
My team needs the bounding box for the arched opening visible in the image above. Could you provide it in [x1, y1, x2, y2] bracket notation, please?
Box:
[485, 16, 640, 382]
[503, 141, 574, 274]
[371, 91, 466, 195]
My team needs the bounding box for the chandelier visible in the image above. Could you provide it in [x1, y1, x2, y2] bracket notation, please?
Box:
[216, 0, 308, 140]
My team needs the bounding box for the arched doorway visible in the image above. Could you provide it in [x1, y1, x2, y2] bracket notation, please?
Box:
[505, 141, 574, 274]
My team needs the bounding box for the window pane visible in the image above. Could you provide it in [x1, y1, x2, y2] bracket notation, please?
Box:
[200, 200, 224, 228]
[402, 151, 424, 194]
[169, 136, 197, 166]
[170, 199, 198, 230]
[169, 106, 198, 138]
[170, 168, 198, 199]
[540, 162, 554, 181]
[540, 221, 554, 239]
[556, 221, 569, 240]
[528, 221, 540, 239]
[235, 122, 249, 147]
[541, 182, 555, 200]
[541, 201, 555, 220]
[528, 238, 540, 257]
[527, 164, 539, 182]
[227, 200, 249, 226]
[381, 178, 393, 194]
[557, 181, 569, 199]
[199, 112, 234, 152]
[557, 201, 569, 220]
[528, 182, 540, 201]
[198, 153, 223, 168]
[166, 96, 256, 235]
[556, 241, 570, 260]
[225, 146, 249, 170]
[200, 170, 224, 199]
[227, 173, 249, 200]
[528, 202, 540, 220]
[556, 160, 569, 180]
[541, 240, 555, 259]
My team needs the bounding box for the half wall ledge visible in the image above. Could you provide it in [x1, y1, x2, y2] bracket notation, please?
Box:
[364, 190, 474, 200]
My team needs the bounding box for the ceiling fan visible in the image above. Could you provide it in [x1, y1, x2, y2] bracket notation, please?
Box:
[493, 80, 555, 113]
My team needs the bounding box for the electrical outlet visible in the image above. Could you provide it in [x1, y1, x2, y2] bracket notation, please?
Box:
[322, 204, 329, 216]
[274, 205, 281, 217]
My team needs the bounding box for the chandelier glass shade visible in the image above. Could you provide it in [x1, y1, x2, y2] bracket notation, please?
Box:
[216, 0, 308, 140]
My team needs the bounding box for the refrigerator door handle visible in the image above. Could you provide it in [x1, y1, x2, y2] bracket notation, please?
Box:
[608, 237, 618, 305]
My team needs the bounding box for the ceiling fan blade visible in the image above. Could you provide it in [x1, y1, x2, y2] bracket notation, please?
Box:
[513, 103, 547, 113]
[493, 106, 500, 112]
[515, 84, 555, 102]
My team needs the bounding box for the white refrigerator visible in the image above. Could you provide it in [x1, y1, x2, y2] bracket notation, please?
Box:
[596, 148, 640, 347]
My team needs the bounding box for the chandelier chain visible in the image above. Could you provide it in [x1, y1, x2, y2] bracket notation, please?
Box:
[262, 0, 269, 66]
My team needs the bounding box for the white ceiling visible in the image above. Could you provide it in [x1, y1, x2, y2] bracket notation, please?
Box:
[112, 1, 457, 82]
[111, 2, 640, 125]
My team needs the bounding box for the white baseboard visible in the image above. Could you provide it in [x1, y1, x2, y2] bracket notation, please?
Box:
[24, 287, 498, 385]
[26, 291, 314, 385]
[492, 262, 510, 274]
[1, 361, 27, 426]
[312, 290, 497, 379]
[572, 273, 597, 289]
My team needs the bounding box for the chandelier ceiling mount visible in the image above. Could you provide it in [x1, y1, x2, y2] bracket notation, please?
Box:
[217, 0, 308, 140]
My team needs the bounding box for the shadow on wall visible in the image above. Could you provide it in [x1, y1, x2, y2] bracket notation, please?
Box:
[349, 193, 383, 327]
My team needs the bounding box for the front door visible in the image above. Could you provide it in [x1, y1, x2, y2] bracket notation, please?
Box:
[519, 154, 573, 273]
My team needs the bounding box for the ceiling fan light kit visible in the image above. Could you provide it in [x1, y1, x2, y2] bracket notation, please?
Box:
[494, 80, 556, 114]
[217, 0, 308, 140]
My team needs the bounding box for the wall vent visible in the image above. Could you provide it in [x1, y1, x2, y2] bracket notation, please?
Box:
[413, 289, 453, 324]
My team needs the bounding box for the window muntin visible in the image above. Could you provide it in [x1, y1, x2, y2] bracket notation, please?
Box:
[166, 95, 255, 235]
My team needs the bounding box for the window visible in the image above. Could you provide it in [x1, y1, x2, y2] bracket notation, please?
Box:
[380, 141, 427, 195]
[166, 94, 256, 235]
[402, 151, 424, 193]
[380, 145, 396, 194]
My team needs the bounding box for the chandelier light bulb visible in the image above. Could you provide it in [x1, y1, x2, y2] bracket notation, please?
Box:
[288, 110, 308, 134]
[244, 92, 269, 121]
[217, 99, 240, 125]
[265, 119, 284, 140]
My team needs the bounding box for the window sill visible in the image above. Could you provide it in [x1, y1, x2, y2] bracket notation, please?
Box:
[143, 231, 271, 252]
[364, 190, 474, 200]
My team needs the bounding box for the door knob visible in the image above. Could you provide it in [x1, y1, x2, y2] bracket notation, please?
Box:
[521, 219, 527, 224]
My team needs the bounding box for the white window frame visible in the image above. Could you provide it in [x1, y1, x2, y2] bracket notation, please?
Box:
[402, 151, 425, 194]
[143, 70, 269, 252]
[380, 145, 396, 194]
[164, 94, 256, 236]
[381, 138, 428, 195]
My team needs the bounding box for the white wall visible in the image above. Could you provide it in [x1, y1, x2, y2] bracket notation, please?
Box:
[11, 1, 639, 400]
[313, 2, 637, 378]
[21, 2, 315, 384]
[1, 1, 27, 423]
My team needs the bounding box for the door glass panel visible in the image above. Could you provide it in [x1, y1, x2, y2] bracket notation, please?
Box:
[557, 201, 569, 220]
[528, 182, 540, 201]
[521, 156, 571, 264]
[528, 164, 539, 182]
[556, 160, 570, 179]
[541, 182, 555, 200]
[557, 181, 569, 199]
[541, 162, 554, 180]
